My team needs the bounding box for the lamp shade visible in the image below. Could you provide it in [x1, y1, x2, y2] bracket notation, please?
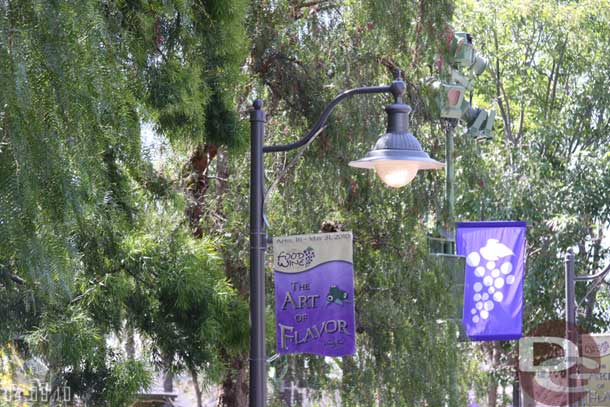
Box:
[349, 98, 445, 188]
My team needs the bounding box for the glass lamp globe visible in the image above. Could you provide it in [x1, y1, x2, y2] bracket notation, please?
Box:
[373, 161, 420, 188]
[349, 96, 444, 187]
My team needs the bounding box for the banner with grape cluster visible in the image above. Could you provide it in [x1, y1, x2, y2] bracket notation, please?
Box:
[457, 221, 527, 341]
[273, 232, 356, 356]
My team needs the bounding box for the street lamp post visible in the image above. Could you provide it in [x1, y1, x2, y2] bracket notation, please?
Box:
[248, 76, 444, 407]
[565, 249, 577, 407]
[564, 249, 610, 407]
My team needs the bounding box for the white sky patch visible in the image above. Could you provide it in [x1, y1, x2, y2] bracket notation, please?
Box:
[140, 121, 171, 170]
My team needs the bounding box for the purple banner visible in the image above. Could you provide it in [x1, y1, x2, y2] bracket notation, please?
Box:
[273, 232, 355, 356]
[457, 221, 527, 341]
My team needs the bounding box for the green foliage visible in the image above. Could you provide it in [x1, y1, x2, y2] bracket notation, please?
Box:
[451, 0, 610, 402]
[0, 0, 249, 404]
[225, 1, 466, 405]
[26, 309, 149, 406]
[454, 0, 610, 327]
[235, 0, 610, 405]
[2, 0, 608, 405]
[106, 0, 249, 147]
[102, 360, 151, 407]
[119, 204, 249, 380]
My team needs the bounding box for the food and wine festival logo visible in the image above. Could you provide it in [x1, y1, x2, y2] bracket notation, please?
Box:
[276, 247, 315, 268]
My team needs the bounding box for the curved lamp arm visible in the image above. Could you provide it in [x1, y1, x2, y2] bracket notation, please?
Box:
[574, 263, 610, 309]
[574, 263, 610, 282]
[262, 83, 405, 153]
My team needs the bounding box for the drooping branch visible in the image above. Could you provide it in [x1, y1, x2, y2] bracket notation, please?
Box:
[0, 265, 25, 285]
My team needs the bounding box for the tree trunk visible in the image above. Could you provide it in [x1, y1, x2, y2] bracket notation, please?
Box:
[190, 367, 204, 407]
[215, 146, 250, 406]
[184, 144, 218, 238]
[488, 377, 498, 407]
[163, 352, 174, 393]
[486, 342, 500, 407]
[217, 356, 248, 407]
[163, 370, 173, 393]
[125, 324, 135, 360]
[215, 147, 229, 203]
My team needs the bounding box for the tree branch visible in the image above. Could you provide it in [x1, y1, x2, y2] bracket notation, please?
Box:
[492, 28, 513, 143]
[550, 36, 568, 116]
[0, 265, 25, 285]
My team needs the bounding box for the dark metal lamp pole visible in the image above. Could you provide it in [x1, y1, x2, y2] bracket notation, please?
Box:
[248, 77, 444, 407]
[564, 250, 610, 407]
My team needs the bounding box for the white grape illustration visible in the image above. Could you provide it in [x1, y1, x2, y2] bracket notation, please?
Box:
[466, 239, 515, 324]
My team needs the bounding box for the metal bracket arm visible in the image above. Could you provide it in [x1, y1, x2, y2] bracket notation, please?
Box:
[574, 264, 610, 282]
[262, 85, 392, 153]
